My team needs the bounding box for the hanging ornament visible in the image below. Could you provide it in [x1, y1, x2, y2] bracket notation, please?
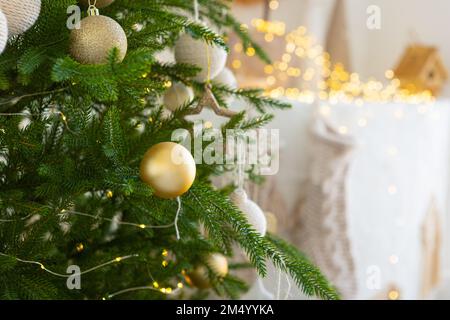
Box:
[188, 265, 211, 289]
[212, 67, 238, 104]
[230, 189, 267, 236]
[79, 0, 115, 8]
[174, 33, 227, 82]
[206, 253, 229, 277]
[163, 82, 194, 112]
[188, 83, 237, 118]
[140, 142, 196, 199]
[69, 4, 127, 65]
[0, 9, 7, 54]
[0, 0, 41, 36]
[265, 211, 278, 234]
[187, 253, 229, 289]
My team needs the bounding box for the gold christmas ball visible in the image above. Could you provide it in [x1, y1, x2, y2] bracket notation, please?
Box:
[265, 211, 278, 234]
[79, 0, 115, 8]
[70, 15, 127, 65]
[206, 253, 228, 278]
[188, 266, 211, 289]
[140, 142, 196, 199]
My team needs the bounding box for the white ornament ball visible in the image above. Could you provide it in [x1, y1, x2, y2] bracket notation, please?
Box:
[231, 189, 267, 236]
[163, 82, 194, 112]
[154, 47, 175, 64]
[212, 67, 238, 104]
[174, 33, 227, 82]
[0, 9, 7, 54]
[213, 67, 237, 89]
[0, 0, 41, 36]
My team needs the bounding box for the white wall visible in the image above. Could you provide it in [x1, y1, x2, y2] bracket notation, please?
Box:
[346, 0, 450, 96]
[233, 0, 450, 97]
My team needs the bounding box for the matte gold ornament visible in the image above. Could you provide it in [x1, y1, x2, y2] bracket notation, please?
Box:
[188, 254, 228, 289]
[0, 0, 41, 36]
[206, 253, 228, 277]
[265, 211, 278, 234]
[188, 266, 211, 289]
[140, 142, 196, 199]
[69, 12, 127, 65]
[79, 0, 115, 8]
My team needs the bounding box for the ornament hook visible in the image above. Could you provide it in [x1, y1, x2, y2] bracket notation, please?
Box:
[88, 0, 100, 16]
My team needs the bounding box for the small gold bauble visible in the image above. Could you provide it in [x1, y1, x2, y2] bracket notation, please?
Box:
[265, 211, 278, 234]
[188, 266, 211, 289]
[70, 15, 127, 65]
[140, 142, 196, 199]
[79, 0, 115, 8]
[206, 253, 228, 277]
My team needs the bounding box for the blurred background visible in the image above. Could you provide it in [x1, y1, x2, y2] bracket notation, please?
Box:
[226, 0, 450, 300]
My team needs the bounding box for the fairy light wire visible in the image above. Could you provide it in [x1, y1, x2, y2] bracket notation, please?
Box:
[60, 203, 182, 240]
[107, 285, 181, 299]
[0, 109, 76, 134]
[0, 87, 67, 106]
[0, 252, 139, 278]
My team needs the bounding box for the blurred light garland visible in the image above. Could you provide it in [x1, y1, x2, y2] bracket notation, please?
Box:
[232, 19, 435, 105]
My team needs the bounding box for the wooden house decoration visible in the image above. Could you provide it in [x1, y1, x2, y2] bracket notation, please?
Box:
[394, 44, 448, 96]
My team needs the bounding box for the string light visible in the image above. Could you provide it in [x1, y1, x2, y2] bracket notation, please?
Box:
[0, 87, 67, 106]
[234, 21, 436, 106]
[76, 243, 85, 253]
[389, 254, 399, 265]
[59, 206, 182, 239]
[269, 0, 279, 10]
[388, 290, 400, 300]
[0, 252, 138, 278]
[106, 285, 181, 299]
[387, 185, 398, 195]
[0, 108, 76, 134]
[0, 251, 186, 299]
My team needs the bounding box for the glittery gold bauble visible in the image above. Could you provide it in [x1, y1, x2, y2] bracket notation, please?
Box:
[79, 0, 115, 8]
[206, 253, 228, 277]
[188, 266, 211, 289]
[70, 15, 127, 65]
[140, 142, 196, 199]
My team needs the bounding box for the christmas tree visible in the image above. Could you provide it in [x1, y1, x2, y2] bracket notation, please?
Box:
[0, 0, 338, 300]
